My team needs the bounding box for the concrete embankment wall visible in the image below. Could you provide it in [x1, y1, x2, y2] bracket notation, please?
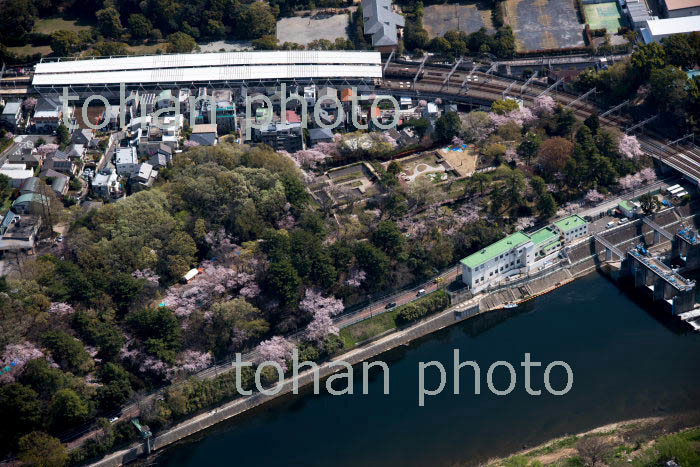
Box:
[89, 301, 481, 467]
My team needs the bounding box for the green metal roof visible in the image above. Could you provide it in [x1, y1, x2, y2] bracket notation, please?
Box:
[530, 227, 558, 245]
[618, 200, 635, 211]
[554, 215, 587, 232]
[460, 231, 531, 269]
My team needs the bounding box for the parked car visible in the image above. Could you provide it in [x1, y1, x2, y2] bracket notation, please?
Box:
[417, 289, 426, 297]
[385, 302, 397, 310]
[606, 221, 617, 229]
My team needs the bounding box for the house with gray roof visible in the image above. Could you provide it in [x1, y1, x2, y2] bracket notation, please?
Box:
[0, 100, 22, 131]
[361, 0, 405, 51]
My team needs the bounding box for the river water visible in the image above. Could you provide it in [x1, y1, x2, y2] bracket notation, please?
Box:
[156, 273, 700, 466]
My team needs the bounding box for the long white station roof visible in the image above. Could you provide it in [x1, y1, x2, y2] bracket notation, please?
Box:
[33, 51, 382, 86]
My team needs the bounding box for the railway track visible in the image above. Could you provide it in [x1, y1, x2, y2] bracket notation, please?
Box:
[382, 63, 700, 184]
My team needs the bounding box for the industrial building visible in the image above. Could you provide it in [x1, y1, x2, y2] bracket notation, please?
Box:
[461, 215, 589, 293]
[31, 51, 383, 99]
[661, 0, 700, 17]
[641, 16, 700, 43]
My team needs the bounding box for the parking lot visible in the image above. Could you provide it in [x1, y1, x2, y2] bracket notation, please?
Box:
[423, 3, 494, 37]
[504, 0, 585, 51]
[276, 14, 350, 46]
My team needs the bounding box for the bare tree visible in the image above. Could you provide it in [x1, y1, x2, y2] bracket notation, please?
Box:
[576, 437, 610, 467]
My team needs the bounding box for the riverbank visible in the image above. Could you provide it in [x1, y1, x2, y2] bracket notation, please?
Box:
[485, 413, 700, 466]
[89, 206, 697, 467]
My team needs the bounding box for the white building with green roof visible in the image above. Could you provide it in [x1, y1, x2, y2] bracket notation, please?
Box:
[460, 216, 589, 292]
[553, 215, 588, 243]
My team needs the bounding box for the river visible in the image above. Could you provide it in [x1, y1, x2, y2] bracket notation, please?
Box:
[155, 272, 700, 466]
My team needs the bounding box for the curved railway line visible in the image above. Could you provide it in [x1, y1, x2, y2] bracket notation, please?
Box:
[381, 64, 700, 182]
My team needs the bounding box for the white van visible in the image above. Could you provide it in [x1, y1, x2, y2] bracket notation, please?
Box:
[606, 221, 617, 229]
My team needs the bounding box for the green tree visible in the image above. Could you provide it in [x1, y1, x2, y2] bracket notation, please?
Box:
[127, 307, 182, 363]
[252, 35, 280, 50]
[267, 259, 302, 306]
[92, 41, 130, 56]
[18, 432, 67, 467]
[517, 133, 541, 165]
[56, 124, 70, 147]
[0, 383, 42, 450]
[210, 299, 269, 357]
[491, 98, 520, 115]
[48, 389, 90, 429]
[128, 14, 153, 39]
[18, 359, 71, 399]
[584, 113, 600, 134]
[371, 220, 405, 257]
[649, 65, 689, 113]
[434, 112, 462, 142]
[537, 192, 558, 219]
[536, 137, 574, 176]
[166, 32, 197, 53]
[0, 0, 36, 45]
[50, 30, 81, 56]
[630, 42, 666, 81]
[96, 6, 124, 38]
[238, 3, 277, 39]
[41, 331, 94, 375]
[639, 192, 657, 215]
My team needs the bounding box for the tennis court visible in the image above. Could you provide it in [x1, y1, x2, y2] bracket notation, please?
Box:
[583, 2, 625, 32]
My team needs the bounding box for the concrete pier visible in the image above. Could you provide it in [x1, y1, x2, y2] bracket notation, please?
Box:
[673, 228, 700, 269]
[627, 250, 696, 315]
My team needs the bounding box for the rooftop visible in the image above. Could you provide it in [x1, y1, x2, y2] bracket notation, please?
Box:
[554, 215, 588, 232]
[460, 231, 531, 269]
[618, 200, 636, 211]
[1, 102, 21, 115]
[362, 0, 405, 47]
[33, 51, 382, 87]
[530, 227, 559, 245]
[663, 0, 700, 10]
[644, 17, 700, 37]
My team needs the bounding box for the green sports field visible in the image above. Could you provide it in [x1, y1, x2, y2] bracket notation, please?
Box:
[583, 2, 626, 32]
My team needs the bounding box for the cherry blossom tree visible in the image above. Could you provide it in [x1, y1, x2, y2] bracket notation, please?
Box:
[489, 107, 536, 128]
[619, 134, 643, 159]
[451, 136, 464, 147]
[619, 174, 643, 190]
[300, 289, 344, 343]
[132, 269, 160, 286]
[532, 95, 556, 115]
[345, 269, 366, 287]
[585, 189, 605, 203]
[0, 342, 45, 382]
[3, 132, 13, 141]
[383, 133, 398, 148]
[162, 261, 260, 317]
[175, 350, 213, 374]
[49, 302, 75, 316]
[639, 167, 657, 183]
[184, 140, 200, 148]
[418, 100, 428, 107]
[257, 336, 296, 371]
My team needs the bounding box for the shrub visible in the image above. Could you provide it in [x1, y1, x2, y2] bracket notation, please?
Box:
[396, 290, 450, 324]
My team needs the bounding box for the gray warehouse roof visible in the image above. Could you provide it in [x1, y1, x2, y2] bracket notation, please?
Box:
[362, 0, 405, 47]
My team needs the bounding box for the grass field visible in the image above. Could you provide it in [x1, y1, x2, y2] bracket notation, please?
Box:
[339, 309, 401, 350]
[33, 17, 93, 35]
[583, 2, 625, 32]
[7, 44, 52, 56]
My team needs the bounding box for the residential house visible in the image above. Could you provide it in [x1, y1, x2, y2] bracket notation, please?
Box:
[191, 124, 219, 146]
[71, 128, 97, 148]
[309, 128, 334, 146]
[129, 162, 158, 192]
[12, 193, 49, 215]
[148, 143, 173, 169]
[115, 147, 139, 176]
[7, 141, 41, 169]
[20, 177, 42, 195]
[33, 98, 66, 133]
[0, 211, 41, 254]
[0, 101, 22, 131]
[361, 0, 405, 52]
[252, 123, 303, 152]
[44, 150, 77, 176]
[39, 169, 70, 197]
[92, 168, 121, 199]
[0, 163, 34, 188]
